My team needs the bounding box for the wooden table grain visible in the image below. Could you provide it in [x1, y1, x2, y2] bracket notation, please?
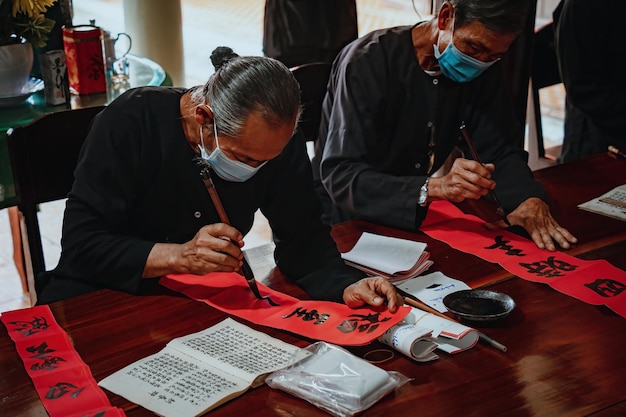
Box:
[1, 153, 625, 417]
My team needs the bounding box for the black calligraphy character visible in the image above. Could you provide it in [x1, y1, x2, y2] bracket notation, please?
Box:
[584, 278, 626, 298]
[52, 57, 66, 99]
[31, 356, 67, 371]
[87, 54, 104, 80]
[283, 307, 330, 325]
[485, 236, 526, 256]
[27, 341, 66, 370]
[520, 261, 563, 277]
[27, 341, 55, 358]
[544, 256, 577, 272]
[520, 256, 578, 278]
[337, 312, 391, 334]
[337, 319, 358, 333]
[9, 316, 49, 336]
[70, 387, 85, 398]
[45, 382, 84, 400]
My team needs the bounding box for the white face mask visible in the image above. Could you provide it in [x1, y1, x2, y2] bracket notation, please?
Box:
[199, 120, 266, 182]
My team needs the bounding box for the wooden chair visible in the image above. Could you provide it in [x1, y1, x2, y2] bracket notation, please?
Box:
[7, 106, 105, 301]
[289, 62, 332, 143]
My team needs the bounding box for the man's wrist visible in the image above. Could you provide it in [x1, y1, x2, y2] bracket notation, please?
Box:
[418, 178, 429, 206]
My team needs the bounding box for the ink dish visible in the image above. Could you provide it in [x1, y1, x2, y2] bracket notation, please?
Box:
[443, 289, 515, 322]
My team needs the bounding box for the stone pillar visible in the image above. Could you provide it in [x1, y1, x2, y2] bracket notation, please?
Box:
[123, 0, 185, 86]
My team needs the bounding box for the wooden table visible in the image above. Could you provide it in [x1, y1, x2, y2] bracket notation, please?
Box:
[1, 153, 625, 416]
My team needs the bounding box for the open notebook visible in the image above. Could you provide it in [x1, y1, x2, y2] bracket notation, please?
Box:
[341, 232, 433, 283]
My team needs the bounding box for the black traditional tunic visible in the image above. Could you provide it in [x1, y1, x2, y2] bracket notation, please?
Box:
[39, 87, 363, 303]
[554, 0, 626, 163]
[312, 25, 546, 231]
[263, 0, 357, 68]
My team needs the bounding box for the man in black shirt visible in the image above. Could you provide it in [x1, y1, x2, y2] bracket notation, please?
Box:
[313, 0, 578, 252]
[553, 0, 626, 163]
[39, 47, 403, 312]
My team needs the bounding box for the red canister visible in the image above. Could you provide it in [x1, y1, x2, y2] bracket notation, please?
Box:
[62, 25, 106, 95]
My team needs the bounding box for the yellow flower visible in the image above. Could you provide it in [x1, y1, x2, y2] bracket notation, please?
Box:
[12, 0, 56, 19]
[2, 0, 58, 47]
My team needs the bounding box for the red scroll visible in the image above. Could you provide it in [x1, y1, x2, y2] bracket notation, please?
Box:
[160, 272, 410, 346]
[421, 201, 626, 318]
[1, 305, 125, 417]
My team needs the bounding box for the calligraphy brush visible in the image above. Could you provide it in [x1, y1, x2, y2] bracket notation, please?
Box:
[402, 294, 507, 353]
[459, 123, 511, 226]
[195, 157, 279, 306]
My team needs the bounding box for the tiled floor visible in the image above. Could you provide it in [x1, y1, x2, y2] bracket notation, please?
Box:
[0, 0, 564, 313]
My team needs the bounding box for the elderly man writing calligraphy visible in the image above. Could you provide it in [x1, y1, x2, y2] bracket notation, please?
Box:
[312, 0, 578, 251]
[37, 47, 403, 311]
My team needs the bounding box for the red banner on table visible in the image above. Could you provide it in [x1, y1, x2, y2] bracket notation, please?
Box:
[421, 201, 626, 318]
[1, 305, 125, 417]
[160, 272, 410, 346]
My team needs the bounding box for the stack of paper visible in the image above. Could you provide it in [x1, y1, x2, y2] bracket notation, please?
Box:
[341, 232, 433, 282]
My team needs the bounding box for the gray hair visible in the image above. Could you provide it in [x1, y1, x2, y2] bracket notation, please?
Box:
[190, 46, 301, 138]
[448, 0, 530, 35]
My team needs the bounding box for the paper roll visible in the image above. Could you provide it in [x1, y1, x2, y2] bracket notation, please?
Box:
[378, 323, 438, 362]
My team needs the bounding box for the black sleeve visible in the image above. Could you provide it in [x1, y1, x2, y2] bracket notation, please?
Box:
[462, 66, 547, 212]
[317, 44, 426, 231]
[261, 131, 365, 302]
[554, 0, 626, 131]
[54, 102, 155, 294]
[263, 0, 358, 67]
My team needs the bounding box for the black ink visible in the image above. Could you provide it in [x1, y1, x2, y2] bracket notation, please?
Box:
[337, 312, 391, 334]
[27, 341, 55, 358]
[520, 256, 578, 278]
[45, 382, 84, 400]
[485, 235, 526, 256]
[9, 316, 49, 336]
[283, 307, 330, 325]
[87, 54, 104, 81]
[31, 356, 67, 371]
[584, 278, 626, 298]
[27, 341, 66, 371]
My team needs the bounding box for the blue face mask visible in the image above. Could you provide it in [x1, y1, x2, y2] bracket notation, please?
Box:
[433, 20, 498, 83]
[199, 120, 266, 182]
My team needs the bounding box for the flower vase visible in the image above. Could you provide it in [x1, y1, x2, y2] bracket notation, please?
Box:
[0, 41, 34, 97]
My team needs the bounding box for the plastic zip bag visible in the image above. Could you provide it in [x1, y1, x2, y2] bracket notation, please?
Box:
[266, 341, 411, 417]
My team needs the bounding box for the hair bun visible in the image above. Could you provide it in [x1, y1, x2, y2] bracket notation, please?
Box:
[210, 46, 239, 71]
